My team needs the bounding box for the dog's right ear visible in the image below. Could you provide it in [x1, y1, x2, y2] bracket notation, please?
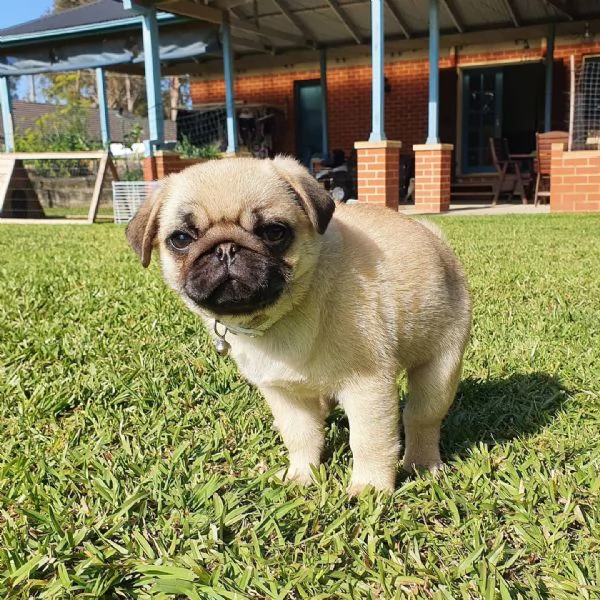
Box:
[271, 155, 335, 234]
[126, 181, 167, 268]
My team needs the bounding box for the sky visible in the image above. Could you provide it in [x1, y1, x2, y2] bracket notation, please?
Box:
[0, 0, 54, 30]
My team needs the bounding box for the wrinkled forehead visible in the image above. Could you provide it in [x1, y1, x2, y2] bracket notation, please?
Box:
[158, 162, 302, 233]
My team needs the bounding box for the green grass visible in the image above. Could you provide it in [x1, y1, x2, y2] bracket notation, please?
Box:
[0, 214, 599, 599]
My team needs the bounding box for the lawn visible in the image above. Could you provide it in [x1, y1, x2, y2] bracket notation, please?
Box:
[0, 213, 599, 599]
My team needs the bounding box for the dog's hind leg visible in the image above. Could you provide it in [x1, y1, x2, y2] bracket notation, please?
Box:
[402, 353, 463, 474]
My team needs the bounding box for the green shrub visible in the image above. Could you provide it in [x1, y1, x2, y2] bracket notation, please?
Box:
[174, 135, 221, 159]
[120, 167, 144, 181]
[122, 122, 144, 149]
[15, 103, 102, 177]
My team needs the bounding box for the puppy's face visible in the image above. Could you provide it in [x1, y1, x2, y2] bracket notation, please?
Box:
[127, 157, 335, 321]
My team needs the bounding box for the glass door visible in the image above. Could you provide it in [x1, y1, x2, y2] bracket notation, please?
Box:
[461, 68, 503, 173]
[294, 80, 323, 167]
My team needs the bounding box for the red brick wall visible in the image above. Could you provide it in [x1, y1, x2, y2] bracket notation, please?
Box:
[354, 141, 401, 208]
[143, 152, 208, 181]
[190, 40, 600, 159]
[190, 63, 431, 157]
[551, 144, 600, 212]
[413, 144, 453, 213]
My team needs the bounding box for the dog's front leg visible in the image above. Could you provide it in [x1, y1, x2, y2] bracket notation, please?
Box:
[261, 387, 325, 485]
[338, 377, 400, 495]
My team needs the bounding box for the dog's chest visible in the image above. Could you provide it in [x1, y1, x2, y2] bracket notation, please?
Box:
[230, 341, 328, 394]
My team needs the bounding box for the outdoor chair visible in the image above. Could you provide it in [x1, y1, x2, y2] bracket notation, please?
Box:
[534, 131, 569, 206]
[489, 137, 530, 205]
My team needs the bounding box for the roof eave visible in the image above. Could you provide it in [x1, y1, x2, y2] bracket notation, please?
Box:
[0, 11, 178, 48]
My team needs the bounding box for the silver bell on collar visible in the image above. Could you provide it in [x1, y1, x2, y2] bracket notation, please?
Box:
[213, 321, 231, 356]
[215, 335, 231, 356]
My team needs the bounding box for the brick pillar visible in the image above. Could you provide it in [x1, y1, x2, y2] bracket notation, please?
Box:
[143, 156, 157, 182]
[143, 151, 212, 181]
[413, 143, 453, 213]
[354, 140, 402, 210]
[551, 143, 600, 213]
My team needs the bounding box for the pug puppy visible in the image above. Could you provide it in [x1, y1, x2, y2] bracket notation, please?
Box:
[126, 156, 471, 495]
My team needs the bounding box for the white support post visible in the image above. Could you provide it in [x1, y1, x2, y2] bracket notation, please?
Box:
[96, 68, 110, 148]
[320, 48, 329, 158]
[123, 0, 164, 157]
[0, 77, 15, 152]
[369, 0, 386, 142]
[427, 0, 440, 144]
[222, 16, 239, 154]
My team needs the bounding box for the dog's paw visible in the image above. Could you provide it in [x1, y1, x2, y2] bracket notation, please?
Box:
[277, 464, 315, 486]
[348, 461, 396, 496]
[347, 475, 395, 496]
[347, 481, 374, 496]
[402, 457, 444, 476]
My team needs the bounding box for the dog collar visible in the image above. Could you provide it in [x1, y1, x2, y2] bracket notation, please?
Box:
[213, 319, 264, 356]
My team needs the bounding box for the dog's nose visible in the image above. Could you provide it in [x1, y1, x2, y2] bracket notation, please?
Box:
[215, 242, 238, 266]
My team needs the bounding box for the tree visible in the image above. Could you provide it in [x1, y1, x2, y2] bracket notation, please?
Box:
[53, 0, 92, 11]
[8, 76, 19, 100]
[161, 76, 192, 122]
[105, 73, 148, 117]
[15, 71, 101, 155]
[45, 0, 148, 116]
[46, 0, 187, 123]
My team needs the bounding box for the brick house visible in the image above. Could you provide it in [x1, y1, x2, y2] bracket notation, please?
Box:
[190, 40, 597, 164]
[169, 1, 598, 213]
[188, 31, 600, 212]
[2, 0, 600, 213]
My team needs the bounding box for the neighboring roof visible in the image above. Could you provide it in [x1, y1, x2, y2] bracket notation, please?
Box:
[0, 101, 177, 144]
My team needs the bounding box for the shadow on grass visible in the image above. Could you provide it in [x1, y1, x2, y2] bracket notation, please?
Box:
[442, 371, 568, 459]
[323, 372, 568, 467]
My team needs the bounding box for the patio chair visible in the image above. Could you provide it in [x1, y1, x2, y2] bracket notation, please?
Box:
[534, 131, 569, 206]
[489, 137, 529, 205]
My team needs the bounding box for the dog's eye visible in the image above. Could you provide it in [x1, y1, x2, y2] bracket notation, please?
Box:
[168, 230, 194, 251]
[257, 223, 289, 244]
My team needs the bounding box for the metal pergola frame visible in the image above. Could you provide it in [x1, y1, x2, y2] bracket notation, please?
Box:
[124, 0, 500, 156]
[122, 0, 573, 157]
[1, 0, 599, 160]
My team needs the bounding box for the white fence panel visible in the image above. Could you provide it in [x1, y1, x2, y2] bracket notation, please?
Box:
[112, 181, 160, 224]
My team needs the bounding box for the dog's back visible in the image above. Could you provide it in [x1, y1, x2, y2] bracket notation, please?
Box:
[325, 202, 471, 370]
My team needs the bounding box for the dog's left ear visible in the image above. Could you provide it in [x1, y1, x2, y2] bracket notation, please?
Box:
[125, 180, 167, 268]
[271, 156, 335, 234]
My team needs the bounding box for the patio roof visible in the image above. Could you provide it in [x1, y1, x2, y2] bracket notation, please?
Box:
[2, 1, 599, 77]
[0, 0, 219, 76]
[137, 0, 600, 57]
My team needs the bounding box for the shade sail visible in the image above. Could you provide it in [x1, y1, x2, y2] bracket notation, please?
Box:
[0, 28, 220, 76]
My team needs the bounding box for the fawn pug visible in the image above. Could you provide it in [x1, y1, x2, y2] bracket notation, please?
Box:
[126, 156, 471, 494]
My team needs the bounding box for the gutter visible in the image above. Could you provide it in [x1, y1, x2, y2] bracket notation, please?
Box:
[0, 12, 182, 47]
